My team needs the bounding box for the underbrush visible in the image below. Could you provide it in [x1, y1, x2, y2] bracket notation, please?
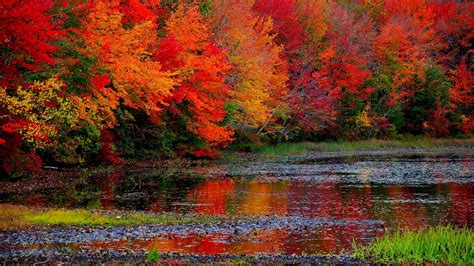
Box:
[239, 137, 474, 157]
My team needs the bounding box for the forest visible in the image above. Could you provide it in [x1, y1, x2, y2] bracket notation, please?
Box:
[1, 0, 473, 175]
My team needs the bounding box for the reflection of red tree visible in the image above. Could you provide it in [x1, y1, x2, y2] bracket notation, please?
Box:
[82, 230, 290, 255]
[193, 235, 227, 254]
[237, 180, 289, 215]
[229, 229, 288, 255]
[99, 170, 124, 210]
[340, 185, 374, 251]
[387, 186, 426, 229]
[137, 233, 228, 254]
[287, 181, 377, 254]
[286, 181, 341, 253]
[190, 179, 235, 215]
[340, 186, 374, 220]
[287, 181, 342, 217]
[449, 183, 474, 226]
[173, 234, 227, 254]
[25, 194, 45, 207]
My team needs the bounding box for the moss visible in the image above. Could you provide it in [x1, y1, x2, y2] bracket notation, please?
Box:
[0, 204, 221, 230]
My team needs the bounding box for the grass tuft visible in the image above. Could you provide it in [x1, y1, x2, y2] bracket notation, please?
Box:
[353, 225, 474, 264]
[147, 246, 161, 262]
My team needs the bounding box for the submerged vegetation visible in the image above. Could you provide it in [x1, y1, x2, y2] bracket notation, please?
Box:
[353, 226, 474, 264]
[0, 204, 220, 230]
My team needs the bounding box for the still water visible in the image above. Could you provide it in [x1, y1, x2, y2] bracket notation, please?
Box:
[1, 149, 473, 255]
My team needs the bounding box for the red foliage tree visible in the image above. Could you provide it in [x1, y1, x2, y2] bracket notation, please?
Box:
[0, 0, 64, 174]
[156, 5, 233, 157]
[119, 0, 155, 25]
[253, 0, 305, 55]
[0, 0, 64, 87]
[450, 57, 474, 134]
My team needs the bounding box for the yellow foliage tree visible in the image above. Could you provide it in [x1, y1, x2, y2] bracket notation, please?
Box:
[0, 78, 80, 149]
[212, 0, 289, 129]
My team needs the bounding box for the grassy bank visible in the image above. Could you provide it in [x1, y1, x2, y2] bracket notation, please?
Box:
[236, 137, 474, 157]
[353, 226, 474, 264]
[0, 204, 221, 230]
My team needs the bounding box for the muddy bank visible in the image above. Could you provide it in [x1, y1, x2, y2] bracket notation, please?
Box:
[0, 217, 383, 263]
[0, 216, 384, 245]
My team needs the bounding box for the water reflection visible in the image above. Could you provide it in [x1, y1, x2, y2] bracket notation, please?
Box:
[1, 155, 473, 255]
[183, 178, 473, 229]
[99, 170, 124, 210]
[448, 183, 473, 225]
[2, 163, 472, 230]
[2, 168, 472, 231]
[76, 225, 382, 255]
[188, 179, 235, 215]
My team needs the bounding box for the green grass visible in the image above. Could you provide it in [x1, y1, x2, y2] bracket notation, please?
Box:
[0, 204, 221, 230]
[247, 137, 473, 157]
[147, 246, 161, 262]
[353, 226, 474, 264]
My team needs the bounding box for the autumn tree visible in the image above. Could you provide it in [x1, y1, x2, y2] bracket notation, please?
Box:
[0, 77, 96, 171]
[82, 1, 175, 124]
[0, 0, 64, 87]
[252, 0, 329, 137]
[281, 0, 334, 135]
[253, 0, 305, 56]
[372, 0, 455, 135]
[156, 5, 233, 157]
[317, 3, 381, 138]
[449, 56, 474, 134]
[0, 0, 65, 173]
[431, 1, 473, 135]
[211, 0, 288, 133]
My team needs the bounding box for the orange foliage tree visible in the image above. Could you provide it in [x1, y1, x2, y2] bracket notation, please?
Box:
[211, 0, 288, 131]
[82, 1, 175, 124]
[156, 5, 233, 157]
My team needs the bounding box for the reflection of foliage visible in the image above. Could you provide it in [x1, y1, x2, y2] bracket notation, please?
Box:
[14, 166, 207, 211]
